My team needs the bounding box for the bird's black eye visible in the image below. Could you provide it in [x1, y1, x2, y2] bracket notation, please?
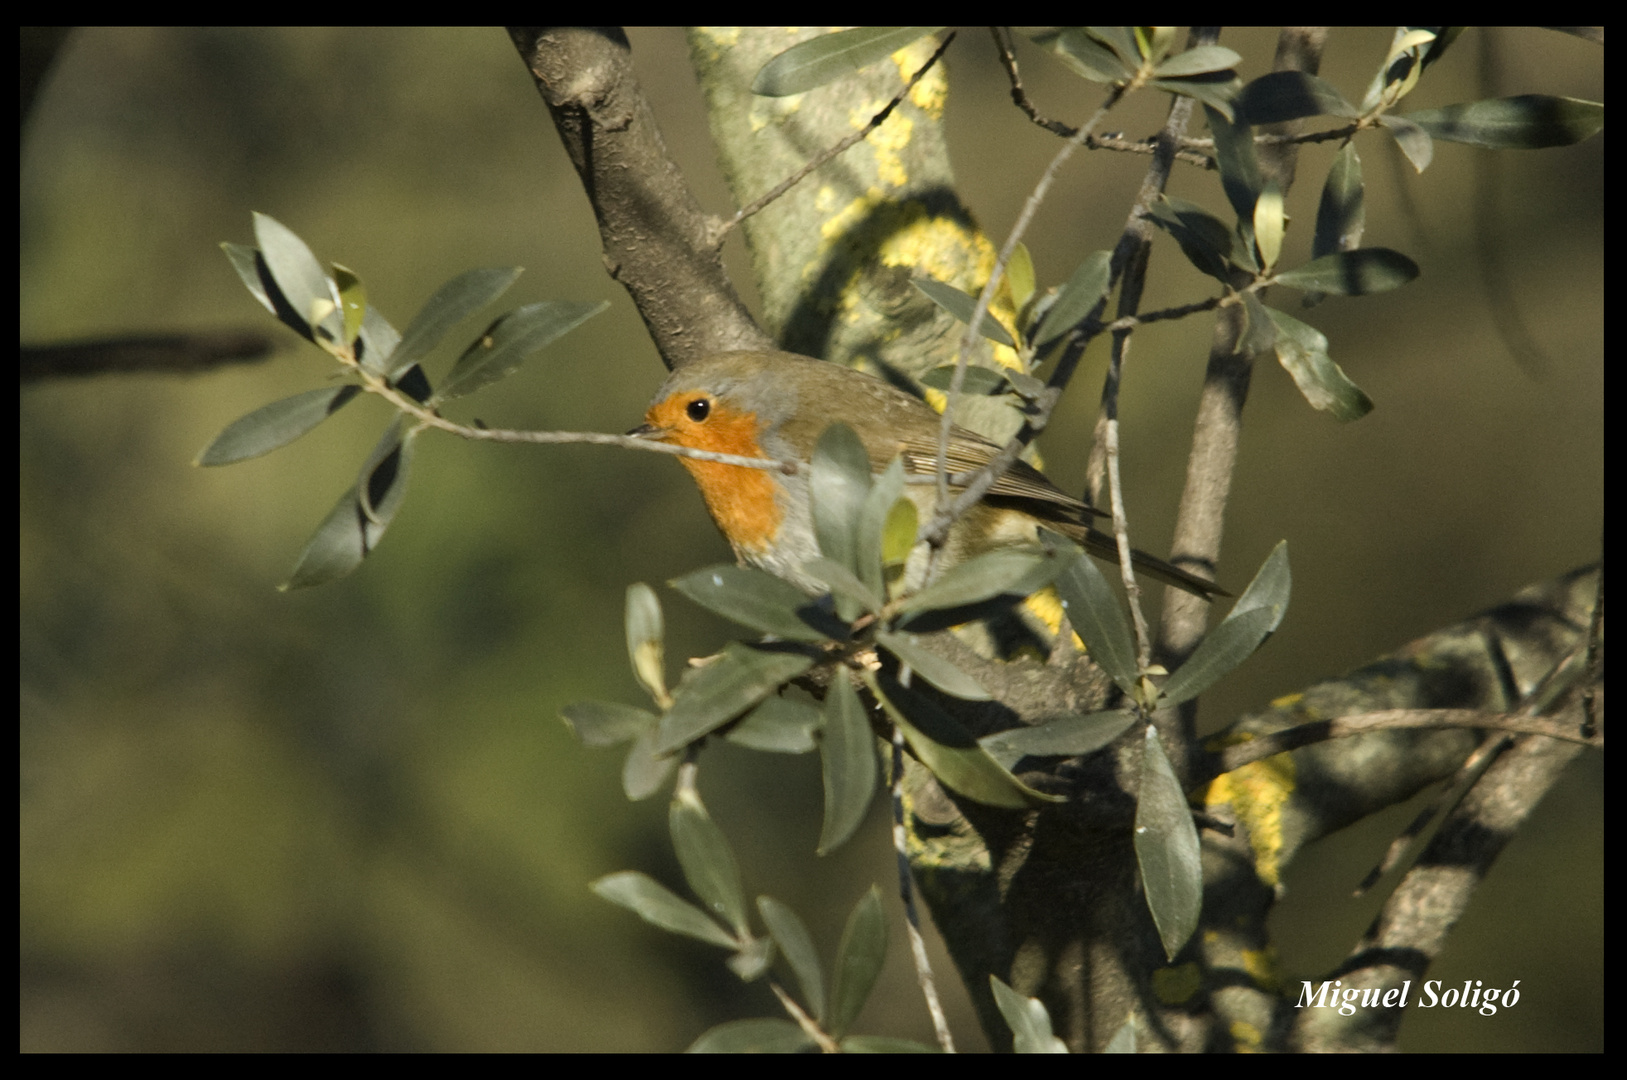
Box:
[686, 397, 711, 422]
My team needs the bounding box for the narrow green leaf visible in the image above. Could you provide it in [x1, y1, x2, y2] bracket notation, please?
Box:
[356, 303, 401, 374]
[592, 871, 737, 949]
[1146, 196, 1234, 282]
[625, 583, 667, 705]
[1265, 307, 1374, 421]
[1236, 70, 1357, 124]
[195, 385, 361, 466]
[1159, 607, 1277, 706]
[1135, 726, 1203, 960]
[870, 671, 1060, 808]
[435, 299, 608, 403]
[990, 975, 1069, 1053]
[252, 212, 340, 343]
[622, 726, 677, 801]
[1051, 547, 1137, 696]
[1239, 292, 1279, 357]
[725, 694, 821, 754]
[818, 673, 877, 855]
[1030, 28, 1129, 83]
[1206, 105, 1262, 222]
[1159, 542, 1290, 707]
[855, 456, 906, 600]
[875, 630, 990, 701]
[687, 1019, 816, 1054]
[560, 700, 657, 747]
[880, 498, 918, 583]
[1152, 45, 1240, 79]
[388, 266, 523, 377]
[758, 897, 825, 1022]
[894, 548, 1053, 620]
[918, 365, 1010, 395]
[829, 886, 887, 1039]
[670, 564, 842, 643]
[280, 421, 410, 590]
[1406, 94, 1604, 150]
[222, 242, 274, 315]
[980, 710, 1136, 771]
[1312, 142, 1365, 260]
[752, 26, 942, 96]
[657, 645, 815, 753]
[1274, 248, 1419, 295]
[810, 422, 874, 588]
[1032, 250, 1112, 350]
[1253, 180, 1285, 271]
[1153, 73, 1242, 121]
[670, 786, 749, 937]
[332, 264, 367, 346]
[911, 277, 1016, 348]
[1378, 113, 1434, 172]
[1086, 27, 1143, 66]
[359, 423, 414, 526]
[1005, 242, 1036, 317]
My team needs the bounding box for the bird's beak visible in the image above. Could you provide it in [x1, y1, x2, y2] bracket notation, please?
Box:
[627, 421, 665, 440]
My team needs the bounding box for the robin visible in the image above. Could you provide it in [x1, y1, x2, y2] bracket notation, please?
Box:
[631, 350, 1226, 601]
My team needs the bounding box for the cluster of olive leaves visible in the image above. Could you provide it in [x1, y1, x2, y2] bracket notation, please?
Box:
[563, 401, 1292, 1046]
[806, 27, 1600, 422]
[199, 212, 607, 588]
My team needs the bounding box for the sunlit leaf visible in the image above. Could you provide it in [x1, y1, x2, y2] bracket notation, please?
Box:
[894, 548, 1057, 621]
[253, 212, 341, 343]
[918, 365, 1010, 395]
[1030, 28, 1129, 83]
[625, 583, 667, 705]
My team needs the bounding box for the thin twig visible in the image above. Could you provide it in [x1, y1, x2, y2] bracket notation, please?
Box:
[711, 32, 956, 247]
[892, 730, 955, 1053]
[989, 28, 1216, 169]
[769, 981, 841, 1053]
[337, 352, 793, 473]
[922, 80, 1126, 548]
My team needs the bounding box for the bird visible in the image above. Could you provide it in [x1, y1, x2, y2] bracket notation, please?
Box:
[630, 349, 1226, 602]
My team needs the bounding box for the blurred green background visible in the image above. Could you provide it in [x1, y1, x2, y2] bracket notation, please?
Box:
[20, 28, 1600, 1051]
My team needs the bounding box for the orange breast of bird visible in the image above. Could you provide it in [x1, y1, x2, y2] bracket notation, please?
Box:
[644, 391, 782, 557]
